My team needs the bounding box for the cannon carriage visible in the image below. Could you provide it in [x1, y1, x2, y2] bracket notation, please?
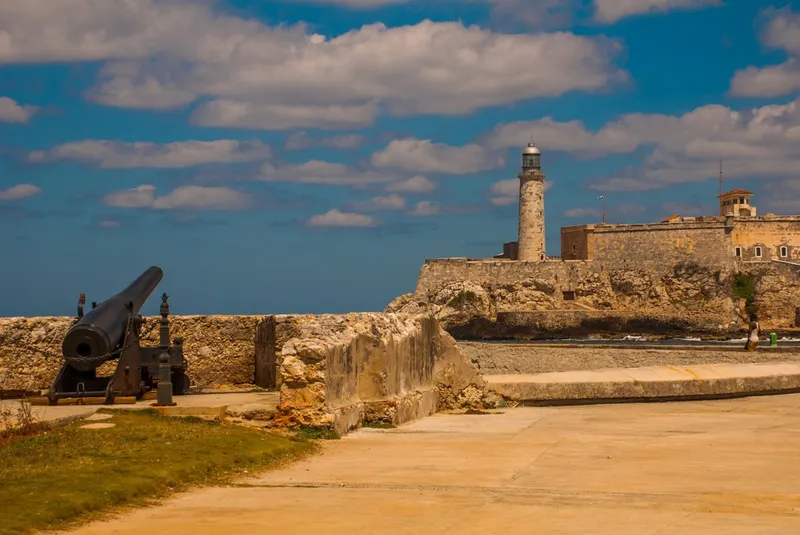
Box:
[48, 266, 190, 405]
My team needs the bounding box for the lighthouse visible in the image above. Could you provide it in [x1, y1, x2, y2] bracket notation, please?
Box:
[517, 143, 546, 262]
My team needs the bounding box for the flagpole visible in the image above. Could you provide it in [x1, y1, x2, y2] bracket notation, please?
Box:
[600, 195, 605, 224]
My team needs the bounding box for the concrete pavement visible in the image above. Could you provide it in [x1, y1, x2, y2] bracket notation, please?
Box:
[62, 393, 800, 534]
[486, 361, 800, 403]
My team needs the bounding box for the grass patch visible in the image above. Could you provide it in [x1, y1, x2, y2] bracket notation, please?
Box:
[733, 273, 759, 317]
[0, 409, 316, 535]
[292, 426, 340, 441]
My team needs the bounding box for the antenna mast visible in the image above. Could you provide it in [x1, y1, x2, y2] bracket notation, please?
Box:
[719, 159, 723, 197]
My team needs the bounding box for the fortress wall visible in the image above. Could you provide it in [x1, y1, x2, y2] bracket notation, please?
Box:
[744, 262, 800, 327]
[733, 219, 800, 261]
[410, 257, 800, 336]
[0, 313, 491, 434]
[458, 342, 800, 376]
[267, 313, 491, 434]
[414, 258, 593, 300]
[561, 227, 591, 260]
[0, 315, 262, 391]
[589, 224, 732, 269]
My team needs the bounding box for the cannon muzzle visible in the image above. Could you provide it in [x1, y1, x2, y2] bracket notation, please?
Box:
[62, 266, 163, 371]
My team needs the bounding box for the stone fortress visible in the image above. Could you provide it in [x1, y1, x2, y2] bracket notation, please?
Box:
[501, 145, 800, 266]
[389, 144, 800, 338]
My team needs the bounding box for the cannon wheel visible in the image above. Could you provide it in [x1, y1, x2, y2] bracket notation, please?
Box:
[171, 372, 190, 396]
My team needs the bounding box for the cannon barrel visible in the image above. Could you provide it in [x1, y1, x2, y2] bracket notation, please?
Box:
[62, 266, 163, 371]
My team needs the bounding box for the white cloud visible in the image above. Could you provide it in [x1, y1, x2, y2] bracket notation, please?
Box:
[484, 116, 640, 156]
[660, 201, 715, 217]
[408, 200, 441, 216]
[260, 160, 394, 186]
[564, 202, 644, 220]
[291, 0, 580, 29]
[190, 100, 379, 130]
[759, 179, 800, 214]
[730, 9, 800, 97]
[593, 0, 721, 23]
[104, 184, 253, 211]
[371, 138, 503, 174]
[347, 194, 406, 211]
[0, 96, 38, 123]
[28, 139, 271, 169]
[285, 132, 365, 151]
[385, 175, 436, 193]
[307, 209, 378, 227]
[564, 207, 601, 218]
[0, 184, 41, 201]
[0, 2, 627, 128]
[485, 97, 800, 192]
[290, 0, 409, 6]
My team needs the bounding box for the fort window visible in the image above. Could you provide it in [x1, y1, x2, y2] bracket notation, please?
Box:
[735, 247, 742, 257]
[781, 246, 788, 258]
[755, 246, 762, 258]
[562, 290, 575, 301]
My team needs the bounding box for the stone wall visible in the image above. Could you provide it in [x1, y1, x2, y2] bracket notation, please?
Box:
[266, 313, 495, 435]
[588, 222, 732, 269]
[458, 341, 800, 376]
[733, 218, 800, 262]
[0, 315, 261, 391]
[560, 217, 800, 267]
[747, 262, 800, 327]
[0, 312, 495, 435]
[392, 257, 800, 338]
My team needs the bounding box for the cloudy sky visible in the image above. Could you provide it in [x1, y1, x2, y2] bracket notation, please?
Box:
[2, 0, 800, 316]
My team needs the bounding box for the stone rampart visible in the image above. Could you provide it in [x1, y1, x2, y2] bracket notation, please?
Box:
[458, 341, 800, 376]
[0, 315, 261, 391]
[392, 258, 800, 338]
[266, 313, 494, 435]
[0, 312, 493, 435]
[590, 223, 732, 269]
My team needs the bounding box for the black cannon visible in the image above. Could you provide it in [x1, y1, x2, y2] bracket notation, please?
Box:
[48, 266, 190, 404]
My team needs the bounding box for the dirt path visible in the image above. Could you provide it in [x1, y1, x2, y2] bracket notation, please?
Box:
[61, 394, 800, 534]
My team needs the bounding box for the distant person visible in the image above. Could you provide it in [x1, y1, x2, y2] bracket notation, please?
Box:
[745, 315, 761, 351]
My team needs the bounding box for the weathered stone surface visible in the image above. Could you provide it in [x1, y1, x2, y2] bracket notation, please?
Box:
[0, 316, 74, 391]
[395, 258, 800, 337]
[0, 315, 261, 390]
[1, 312, 497, 434]
[484, 362, 800, 403]
[459, 342, 800, 376]
[267, 313, 495, 434]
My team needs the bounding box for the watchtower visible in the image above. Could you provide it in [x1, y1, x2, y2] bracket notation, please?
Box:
[718, 189, 756, 217]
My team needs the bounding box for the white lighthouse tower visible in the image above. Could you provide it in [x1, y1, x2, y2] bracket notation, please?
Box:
[517, 143, 546, 262]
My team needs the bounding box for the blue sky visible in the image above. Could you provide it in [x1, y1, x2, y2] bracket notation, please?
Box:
[2, 0, 800, 317]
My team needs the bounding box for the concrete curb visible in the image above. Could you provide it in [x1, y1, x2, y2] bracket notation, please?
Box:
[484, 362, 800, 405]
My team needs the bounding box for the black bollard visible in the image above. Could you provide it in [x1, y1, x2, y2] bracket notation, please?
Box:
[155, 293, 176, 406]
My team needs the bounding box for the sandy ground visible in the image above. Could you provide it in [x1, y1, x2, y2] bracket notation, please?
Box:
[60, 393, 800, 535]
[458, 341, 800, 375]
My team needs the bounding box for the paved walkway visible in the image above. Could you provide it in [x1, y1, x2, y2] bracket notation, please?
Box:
[63, 394, 800, 534]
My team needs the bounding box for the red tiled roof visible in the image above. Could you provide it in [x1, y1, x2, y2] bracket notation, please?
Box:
[717, 189, 754, 198]
[661, 214, 680, 222]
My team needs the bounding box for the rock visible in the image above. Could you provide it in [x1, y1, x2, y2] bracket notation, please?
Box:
[80, 423, 116, 429]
